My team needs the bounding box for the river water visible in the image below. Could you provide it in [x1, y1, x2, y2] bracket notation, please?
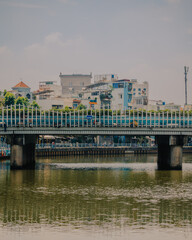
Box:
[1, 154, 192, 240]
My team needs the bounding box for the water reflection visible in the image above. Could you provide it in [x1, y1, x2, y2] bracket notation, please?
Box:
[0, 154, 192, 239]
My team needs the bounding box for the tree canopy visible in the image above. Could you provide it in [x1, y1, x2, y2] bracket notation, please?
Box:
[76, 104, 87, 110]
[15, 96, 29, 106]
[4, 92, 15, 106]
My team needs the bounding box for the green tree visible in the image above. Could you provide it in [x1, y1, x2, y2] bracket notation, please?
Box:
[4, 92, 15, 106]
[15, 96, 29, 106]
[76, 104, 86, 110]
[31, 100, 40, 109]
[64, 106, 70, 112]
[3, 89, 7, 96]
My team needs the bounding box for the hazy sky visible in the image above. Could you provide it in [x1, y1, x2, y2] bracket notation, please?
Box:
[0, 0, 192, 105]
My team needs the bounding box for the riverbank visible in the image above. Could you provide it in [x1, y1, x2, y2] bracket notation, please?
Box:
[1, 146, 192, 160]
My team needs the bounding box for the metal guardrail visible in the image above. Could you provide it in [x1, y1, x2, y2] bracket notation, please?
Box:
[35, 143, 157, 149]
[1, 105, 192, 129]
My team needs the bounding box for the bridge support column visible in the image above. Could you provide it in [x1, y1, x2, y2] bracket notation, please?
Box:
[8, 135, 37, 170]
[156, 136, 187, 170]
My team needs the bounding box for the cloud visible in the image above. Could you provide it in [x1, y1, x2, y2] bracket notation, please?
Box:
[0, 1, 46, 9]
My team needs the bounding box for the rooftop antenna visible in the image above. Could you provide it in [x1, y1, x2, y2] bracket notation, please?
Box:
[184, 66, 189, 105]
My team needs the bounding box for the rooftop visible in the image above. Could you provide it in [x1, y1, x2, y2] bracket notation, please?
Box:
[12, 81, 30, 89]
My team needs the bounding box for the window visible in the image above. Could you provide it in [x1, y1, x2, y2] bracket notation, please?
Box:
[26, 93, 31, 99]
[133, 88, 136, 91]
[119, 94, 122, 99]
[138, 88, 141, 91]
[133, 93, 136, 95]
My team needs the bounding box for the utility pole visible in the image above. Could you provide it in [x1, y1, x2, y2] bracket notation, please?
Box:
[184, 66, 189, 105]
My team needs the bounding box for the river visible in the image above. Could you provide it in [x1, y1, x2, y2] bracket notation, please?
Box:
[0, 154, 192, 240]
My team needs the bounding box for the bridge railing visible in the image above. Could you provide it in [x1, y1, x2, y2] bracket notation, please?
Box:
[1, 105, 192, 128]
[35, 143, 157, 149]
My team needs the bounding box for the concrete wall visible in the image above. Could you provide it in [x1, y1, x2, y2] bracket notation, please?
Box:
[59, 74, 92, 95]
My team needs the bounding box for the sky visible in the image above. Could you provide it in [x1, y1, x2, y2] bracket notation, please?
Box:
[0, 0, 192, 105]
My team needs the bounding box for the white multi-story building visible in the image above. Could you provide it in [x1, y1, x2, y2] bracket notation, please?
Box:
[131, 79, 149, 109]
[77, 79, 148, 110]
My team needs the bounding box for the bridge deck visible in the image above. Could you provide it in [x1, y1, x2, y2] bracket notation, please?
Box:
[0, 127, 192, 136]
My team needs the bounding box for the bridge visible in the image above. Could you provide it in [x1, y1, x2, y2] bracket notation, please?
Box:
[0, 105, 192, 170]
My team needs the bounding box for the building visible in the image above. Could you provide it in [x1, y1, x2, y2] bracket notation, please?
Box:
[131, 79, 149, 109]
[34, 81, 62, 100]
[94, 74, 118, 83]
[148, 100, 181, 111]
[111, 80, 133, 110]
[59, 73, 92, 95]
[36, 97, 74, 110]
[77, 78, 149, 110]
[12, 81, 32, 101]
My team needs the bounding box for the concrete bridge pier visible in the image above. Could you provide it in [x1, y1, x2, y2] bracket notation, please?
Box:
[156, 136, 187, 170]
[8, 135, 37, 170]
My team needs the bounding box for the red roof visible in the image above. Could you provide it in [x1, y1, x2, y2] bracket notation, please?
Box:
[12, 81, 30, 89]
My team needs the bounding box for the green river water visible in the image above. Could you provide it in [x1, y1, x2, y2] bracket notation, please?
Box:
[0, 154, 192, 240]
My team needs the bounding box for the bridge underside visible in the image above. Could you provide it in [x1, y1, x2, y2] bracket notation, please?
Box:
[7, 135, 37, 170]
[4, 133, 188, 170]
[157, 136, 187, 170]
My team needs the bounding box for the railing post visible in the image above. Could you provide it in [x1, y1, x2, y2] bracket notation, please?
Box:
[82, 110, 84, 127]
[36, 107, 38, 127]
[27, 105, 30, 127]
[40, 107, 42, 127]
[11, 105, 12, 127]
[61, 111, 63, 128]
[158, 112, 160, 128]
[108, 106, 109, 127]
[57, 110, 59, 127]
[6, 105, 8, 127]
[137, 109, 139, 127]
[2, 106, 4, 126]
[65, 112, 67, 128]
[23, 104, 25, 127]
[179, 110, 181, 128]
[129, 109, 130, 128]
[162, 111, 164, 128]
[95, 109, 96, 128]
[103, 107, 105, 127]
[15, 104, 16, 127]
[188, 111, 189, 128]
[70, 111, 71, 128]
[19, 104, 21, 125]
[125, 107, 126, 127]
[150, 111, 151, 128]
[44, 110, 46, 127]
[52, 109, 54, 127]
